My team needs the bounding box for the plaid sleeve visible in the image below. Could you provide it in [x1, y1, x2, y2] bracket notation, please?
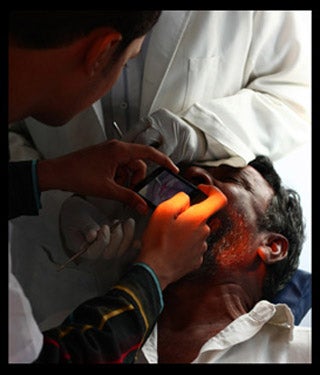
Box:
[33, 263, 163, 364]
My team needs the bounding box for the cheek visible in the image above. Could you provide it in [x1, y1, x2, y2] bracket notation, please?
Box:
[86, 62, 125, 105]
[102, 67, 123, 91]
[214, 214, 256, 268]
[217, 237, 250, 267]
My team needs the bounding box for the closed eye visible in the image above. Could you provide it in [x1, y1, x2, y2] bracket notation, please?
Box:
[219, 176, 253, 192]
[220, 177, 240, 184]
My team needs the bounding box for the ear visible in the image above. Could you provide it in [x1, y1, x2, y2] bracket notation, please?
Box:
[257, 233, 289, 265]
[84, 28, 122, 77]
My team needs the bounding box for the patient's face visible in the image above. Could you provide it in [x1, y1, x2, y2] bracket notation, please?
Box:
[181, 164, 273, 224]
[179, 164, 274, 276]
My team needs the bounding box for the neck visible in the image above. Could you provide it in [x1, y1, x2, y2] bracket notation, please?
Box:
[160, 276, 258, 332]
[8, 40, 78, 124]
[157, 277, 260, 363]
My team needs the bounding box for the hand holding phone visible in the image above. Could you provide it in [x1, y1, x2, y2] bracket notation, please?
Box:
[136, 182, 227, 289]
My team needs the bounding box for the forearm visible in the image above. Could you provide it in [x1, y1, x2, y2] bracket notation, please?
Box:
[36, 157, 64, 192]
[34, 263, 163, 364]
[182, 88, 310, 164]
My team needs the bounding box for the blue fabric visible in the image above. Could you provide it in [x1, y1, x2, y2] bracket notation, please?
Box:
[271, 269, 312, 325]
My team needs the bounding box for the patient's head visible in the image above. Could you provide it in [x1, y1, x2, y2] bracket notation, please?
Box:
[178, 155, 305, 300]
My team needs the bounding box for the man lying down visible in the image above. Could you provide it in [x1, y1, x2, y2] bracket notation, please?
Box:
[59, 155, 311, 363]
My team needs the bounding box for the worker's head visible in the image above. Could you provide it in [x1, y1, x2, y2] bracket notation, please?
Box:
[179, 155, 305, 300]
[9, 11, 161, 125]
[9, 11, 161, 52]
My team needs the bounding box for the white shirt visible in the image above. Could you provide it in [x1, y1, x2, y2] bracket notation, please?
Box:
[101, 32, 151, 139]
[8, 224, 43, 363]
[135, 300, 311, 364]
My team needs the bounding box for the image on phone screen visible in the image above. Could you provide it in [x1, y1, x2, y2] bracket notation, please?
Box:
[135, 168, 207, 209]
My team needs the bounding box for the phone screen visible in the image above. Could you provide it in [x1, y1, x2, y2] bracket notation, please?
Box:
[135, 167, 207, 209]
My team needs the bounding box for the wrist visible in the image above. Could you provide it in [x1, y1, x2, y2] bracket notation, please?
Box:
[37, 159, 55, 191]
[133, 262, 164, 298]
[134, 257, 171, 290]
[37, 158, 68, 192]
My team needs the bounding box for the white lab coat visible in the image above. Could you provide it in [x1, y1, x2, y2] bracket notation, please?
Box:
[8, 11, 311, 330]
[8, 223, 43, 363]
[10, 11, 311, 162]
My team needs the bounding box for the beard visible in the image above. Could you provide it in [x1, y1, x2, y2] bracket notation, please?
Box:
[179, 211, 234, 282]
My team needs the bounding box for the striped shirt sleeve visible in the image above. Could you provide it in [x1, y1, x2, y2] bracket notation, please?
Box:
[34, 263, 163, 364]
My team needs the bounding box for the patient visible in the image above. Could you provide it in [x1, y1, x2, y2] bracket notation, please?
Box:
[56, 155, 311, 362]
[132, 155, 311, 363]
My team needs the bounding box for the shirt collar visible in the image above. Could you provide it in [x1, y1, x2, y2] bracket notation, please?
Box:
[138, 300, 295, 363]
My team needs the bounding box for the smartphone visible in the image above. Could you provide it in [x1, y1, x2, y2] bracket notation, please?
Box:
[134, 167, 208, 210]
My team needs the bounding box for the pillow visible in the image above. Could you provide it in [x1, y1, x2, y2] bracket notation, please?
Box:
[271, 269, 312, 325]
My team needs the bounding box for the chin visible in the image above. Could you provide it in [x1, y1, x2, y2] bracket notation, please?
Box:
[31, 113, 74, 127]
[177, 248, 218, 283]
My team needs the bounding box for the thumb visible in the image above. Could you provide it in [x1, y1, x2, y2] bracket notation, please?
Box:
[117, 218, 136, 257]
[181, 184, 227, 224]
[84, 225, 111, 260]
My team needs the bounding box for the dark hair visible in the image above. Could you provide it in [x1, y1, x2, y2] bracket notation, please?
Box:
[249, 155, 306, 300]
[9, 11, 161, 52]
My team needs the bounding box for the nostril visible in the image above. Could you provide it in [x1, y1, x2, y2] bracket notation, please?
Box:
[180, 166, 214, 186]
[190, 177, 208, 185]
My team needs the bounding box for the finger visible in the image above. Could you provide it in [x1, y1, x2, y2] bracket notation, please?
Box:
[85, 225, 110, 260]
[197, 184, 225, 198]
[127, 143, 179, 174]
[117, 218, 136, 257]
[115, 167, 131, 186]
[202, 240, 208, 254]
[103, 221, 123, 260]
[180, 185, 227, 223]
[125, 159, 147, 187]
[81, 219, 101, 243]
[85, 228, 99, 243]
[152, 191, 190, 224]
[64, 230, 87, 253]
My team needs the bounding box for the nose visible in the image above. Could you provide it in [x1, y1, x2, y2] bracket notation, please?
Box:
[181, 166, 214, 186]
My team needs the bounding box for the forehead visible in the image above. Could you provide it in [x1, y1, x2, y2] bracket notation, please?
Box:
[207, 163, 264, 182]
[244, 165, 274, 198]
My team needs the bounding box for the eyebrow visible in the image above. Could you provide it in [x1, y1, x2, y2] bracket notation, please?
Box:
[240, 175, 254, 192]
[231, 167, 256, 192]
[219, 167, 254, 193]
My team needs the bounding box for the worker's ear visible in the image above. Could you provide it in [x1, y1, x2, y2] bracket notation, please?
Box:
[257, 233, 289, 264]
[84, 28, 122, 77]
